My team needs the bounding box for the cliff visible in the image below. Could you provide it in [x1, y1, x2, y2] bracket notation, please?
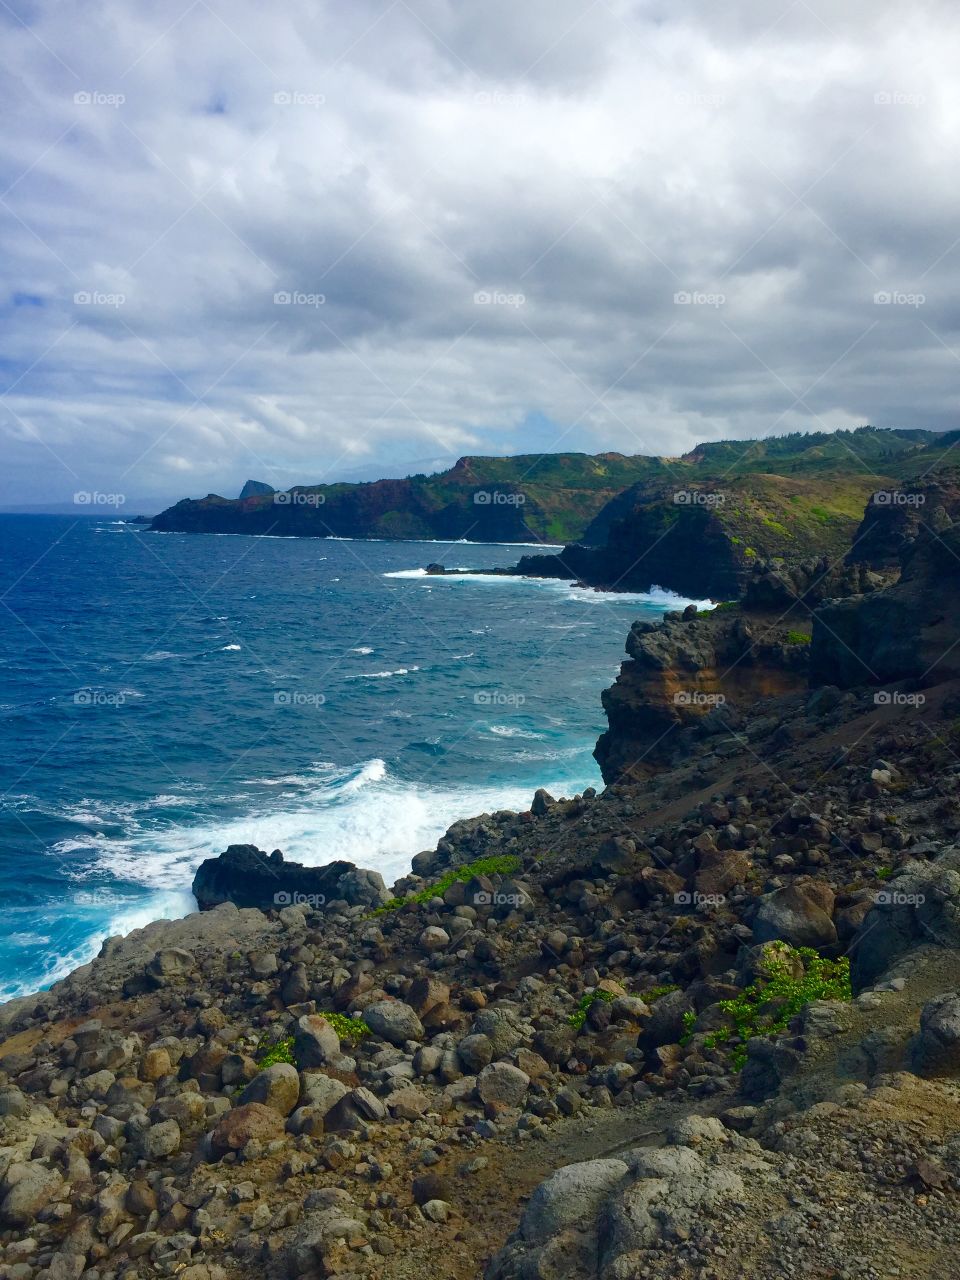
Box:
[150, 453, 666, 545]
[150, 428, 942, 555]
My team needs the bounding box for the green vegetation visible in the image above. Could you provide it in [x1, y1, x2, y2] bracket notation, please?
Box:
[568, 988, 616, 1029]
[323, 1013, 370, 1045]
[158, 427, 957, 551]
[785, 630, 811, 645]
[643, 983, 679, 1002]
[370, 853, 522, 916]
[255, 1035, 295, 1067]
[703, 944, 851, 1069]
[679, 1008, 697, 1044]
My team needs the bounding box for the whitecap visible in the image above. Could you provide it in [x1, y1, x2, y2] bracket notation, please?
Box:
[344, 667, 419, 680]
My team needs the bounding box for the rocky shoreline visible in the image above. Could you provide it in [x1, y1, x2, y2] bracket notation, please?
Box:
[4, 499, 960, 1279]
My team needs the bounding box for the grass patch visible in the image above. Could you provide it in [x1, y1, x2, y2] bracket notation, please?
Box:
[370, 853, 522, 916]
[568, 988, 616, 1030]
[322, 1012, 370, 1045]
[643, 983, 679, 1003]
[785, 630, 811, 645]
[709, 944, 851, 1069]
[256, 1035, 295, 1068]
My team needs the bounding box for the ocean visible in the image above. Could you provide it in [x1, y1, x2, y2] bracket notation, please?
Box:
[0, 515, 708, 1001]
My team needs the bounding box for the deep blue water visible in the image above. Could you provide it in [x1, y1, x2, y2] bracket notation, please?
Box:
[0, 515, 707, 1000]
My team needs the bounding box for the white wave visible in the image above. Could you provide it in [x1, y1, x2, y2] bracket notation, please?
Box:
[488, 724, 545, 739]
[62, 758, 595, 913]
[142, 650, 180, 662]
[344, 667, 419, 680]
[350, 646, 374, 655]
[220, 643, 241, 651]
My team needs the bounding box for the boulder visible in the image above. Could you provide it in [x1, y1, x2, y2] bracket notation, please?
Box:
[0, 1162, 64, 1226]
[909, 993, 960, 1077]
[363, 1001, 423, 1046]
[239, 1063, 301, 1115]
[191, 843, 389, 911]
[752, 882, 837, 949]
[477, 1062, 530, 1108]
[210, 1103, 286, 1157]
[294, 1014, 341, 1068]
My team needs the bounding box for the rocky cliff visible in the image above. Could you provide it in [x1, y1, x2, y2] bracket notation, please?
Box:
[812, 521, 960, 688]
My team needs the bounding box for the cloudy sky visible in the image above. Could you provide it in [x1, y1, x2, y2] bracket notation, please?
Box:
[2, 0, 959, 508]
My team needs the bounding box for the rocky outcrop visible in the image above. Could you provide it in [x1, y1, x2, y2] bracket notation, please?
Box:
[810, 523, 960, 689]
[742, 556, 888, 611]
[595, 605, 809, 783]
[846, 471, 960, 571]
[237, 479, 275, 499]
[191, 843, 390, 912]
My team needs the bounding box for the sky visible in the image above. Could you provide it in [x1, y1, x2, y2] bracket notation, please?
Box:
[2, 0, 959, 509]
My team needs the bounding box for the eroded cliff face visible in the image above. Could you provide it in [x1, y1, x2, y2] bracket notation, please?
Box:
[845, 472, 960, 571]
[811, 522, 960, 688]
[594, 606, 810, 784]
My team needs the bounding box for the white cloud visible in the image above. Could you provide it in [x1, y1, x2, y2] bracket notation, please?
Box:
[2, 0, 960, 506]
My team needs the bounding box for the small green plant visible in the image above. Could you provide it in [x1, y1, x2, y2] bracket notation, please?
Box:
[643, 984, 679, 1003]
[322, 1012, 370, 1045]
[370, 853, 522, 915]
[714, 945, 851, 1069]
[785, 630, 811, 645]
[876, 866, 893, 880]
[679, 1008, 697, 1045]
[714, 600, 739, 612]
[568, 988, 616, 1030]
[255, 1035, 295, 1068]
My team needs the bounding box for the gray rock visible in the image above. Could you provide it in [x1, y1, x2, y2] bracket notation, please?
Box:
[239, 1062, 301, 1115]
[909, 992, 960, 1076]
[520, 1159, 629, 1245]
[458, 1033, 494, 1073]
[139, 1118, 181, 1159]
[0, 1162, 64, 1226]
[294, 1014, 341, 1067]
[363, 1001, 424, 1046]
[477, 1062, 530, 1108]
[752, 882, 837, 949]
[324, 1087, 387, 1132]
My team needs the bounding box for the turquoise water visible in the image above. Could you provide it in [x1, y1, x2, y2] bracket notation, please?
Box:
[0, 515, 707, 999]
